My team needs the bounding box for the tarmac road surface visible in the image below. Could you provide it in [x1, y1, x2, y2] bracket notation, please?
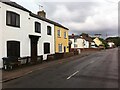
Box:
[3, 48, 118, 88]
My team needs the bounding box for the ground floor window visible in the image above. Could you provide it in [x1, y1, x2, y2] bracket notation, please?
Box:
[7, 41, 20, 57]
[58, 44, 62, 53]
[44, 43, 50, 54]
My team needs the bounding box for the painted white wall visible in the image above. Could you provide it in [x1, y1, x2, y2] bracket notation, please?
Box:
[0, 3, 31, 68]
[29, 17, 55, 60]
[0, 2, 55, 68]
[91, 42, 97, 48]
[1, 3, 31, 59]
[70, 38, 90, 49]
[70, 38, 85, 48]
[70, 39, 74, 48]
[108, 42, 114, 47]
[84, 40, 89, 48]
[77, 39, 84, 48]
[0, 2, 3, 68]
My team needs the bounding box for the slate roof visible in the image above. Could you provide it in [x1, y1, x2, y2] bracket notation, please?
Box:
[1, 1, 69, 30]
[30, 13, 69, 30]
[2, 1, 30, 12]
[80, 33, 93, 42]
[83, 36, 93, 42]
[69, 35, 81, 39]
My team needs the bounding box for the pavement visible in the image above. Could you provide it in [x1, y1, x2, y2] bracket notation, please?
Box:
[2, 51, 93, 83]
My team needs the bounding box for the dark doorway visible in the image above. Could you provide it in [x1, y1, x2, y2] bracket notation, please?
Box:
[7, 41, 20, 57]
[69, 44, 71, 52]
[29, 35, 40, 63]
[64, 46, 66, 53]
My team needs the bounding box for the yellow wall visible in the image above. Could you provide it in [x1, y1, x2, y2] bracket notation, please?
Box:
[93, 37, 103, 46]
[55, 26, 69, 53]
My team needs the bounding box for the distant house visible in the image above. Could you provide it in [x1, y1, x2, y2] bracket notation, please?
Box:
[69, 34, 94, 49]
[107, 42, 115, 48]
[80, 33, 93, 48]
[93, 37, 104, 48]
[105, 39, 115, 48]
[91, 41, 97, 48]
[93, 37, 103, 46]
[69, 35, 84, 49]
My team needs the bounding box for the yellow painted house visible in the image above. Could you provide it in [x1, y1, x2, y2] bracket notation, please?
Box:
[54, 25, 69, 53]
[93, 37, 103, 46]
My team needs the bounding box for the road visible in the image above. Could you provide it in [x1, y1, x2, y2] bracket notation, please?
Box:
[3, 48, 118, 88]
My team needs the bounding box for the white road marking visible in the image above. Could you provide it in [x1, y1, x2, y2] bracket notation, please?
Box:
[90, 60, 95, 64]
[67, 71, 79, 80]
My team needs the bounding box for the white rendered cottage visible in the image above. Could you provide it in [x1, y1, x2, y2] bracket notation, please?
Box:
[107, 42, 115, 48]
[69, 34, 93, 49]
[69, 35, 85, 49]
[0, 1, 63, 68]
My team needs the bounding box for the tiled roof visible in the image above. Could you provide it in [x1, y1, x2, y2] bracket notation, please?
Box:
[69, 35, 81, 39]
[80, 33, 93, 42]
[1, 1, 69, 30]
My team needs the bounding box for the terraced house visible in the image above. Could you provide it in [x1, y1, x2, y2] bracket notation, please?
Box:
[54, 25, 69, 54]
[0, 1, 69, 68]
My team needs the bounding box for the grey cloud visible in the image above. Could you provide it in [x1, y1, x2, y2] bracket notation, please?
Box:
[43, 2, 117, 37]
[13, 1, 117, 37]
[70, 28, 118, 38]
[43, 2, 100, 23]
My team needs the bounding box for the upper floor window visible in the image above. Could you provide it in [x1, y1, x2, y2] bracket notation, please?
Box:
[6, 11, 20, 27]
[47, 26, 52, 35]
[35, 22, 41, 33]
[64, 32, 67, 39]
[57, 30, 61, 37]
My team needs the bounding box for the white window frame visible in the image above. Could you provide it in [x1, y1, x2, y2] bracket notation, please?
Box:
[58, 44, 62, 53]
[57, 30, 61, 37]
[64, 32, 67, 39]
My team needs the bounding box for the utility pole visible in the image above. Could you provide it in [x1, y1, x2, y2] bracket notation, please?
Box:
[94, 34, 102, 38]
[72, 34, 76, 55]
[106, 33, 108, 39]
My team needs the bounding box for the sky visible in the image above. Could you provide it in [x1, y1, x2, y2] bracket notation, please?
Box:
[10, 0, 118, 38]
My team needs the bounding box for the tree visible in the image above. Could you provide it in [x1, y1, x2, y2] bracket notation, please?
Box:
[106, 37, 120, 47]
[99, 38, 109, 49]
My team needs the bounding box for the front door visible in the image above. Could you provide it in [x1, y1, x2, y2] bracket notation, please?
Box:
[31, 40, 37, 62]
[64, 46, 66, 53]
[29, 35, 40, 63]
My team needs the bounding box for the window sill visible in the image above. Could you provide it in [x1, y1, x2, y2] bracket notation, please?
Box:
[35, 32, 41, 34]
[64, 38, 67, 39]
[44, 53, 50, 54]
[47, 34, 52, 36]
[58, 52, 63, 53]
[6, 24, 20, 28]
[58, 36, 61, 38]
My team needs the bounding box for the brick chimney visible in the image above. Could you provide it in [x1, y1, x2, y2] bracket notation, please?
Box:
[37, 10, 46, 18]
